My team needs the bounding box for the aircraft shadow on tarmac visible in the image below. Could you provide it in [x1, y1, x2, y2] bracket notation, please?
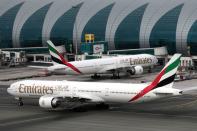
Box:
[10, 92, 197, 115]
[2, 93, 197, 131]
[2, 83, 197, 116]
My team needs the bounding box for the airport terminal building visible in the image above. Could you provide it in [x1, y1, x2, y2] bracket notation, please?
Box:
[1, 0, 197, 56]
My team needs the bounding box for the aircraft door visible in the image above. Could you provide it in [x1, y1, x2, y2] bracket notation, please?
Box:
[71, 86, 77, 97]
[115, 57, 122, 69]
[105, 88, 109, 97]
[94, 61, 99, 73]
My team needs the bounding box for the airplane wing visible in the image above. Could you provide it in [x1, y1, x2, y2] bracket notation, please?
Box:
[181, 86, 197, 92]
[97, 64, 136, 74]
[97, 65, 126, 73]
[74, 93, 104, 102]
[28, 65, 66, 72]
[153, 92, 174, 96]
[39, 93, 104, 109]
[153, 90, 175, 95]
[28, 65, 49, 69]
[153, 86, 197, 95]
[52, 93, 104, 103]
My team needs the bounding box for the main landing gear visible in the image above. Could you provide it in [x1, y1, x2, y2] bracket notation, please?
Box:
[96, 103, 109, 110]
[16, 97, 23, 106]
[148, 67, 152, 73]
[111, 71, 120, 79]
[91, 74, 101, 79]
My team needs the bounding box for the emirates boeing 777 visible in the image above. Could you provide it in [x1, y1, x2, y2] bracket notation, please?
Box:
[7, 54, 182, 110]
[31, 40, 158, 78]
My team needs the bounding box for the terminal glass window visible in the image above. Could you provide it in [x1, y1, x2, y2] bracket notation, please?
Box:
[114, 4, 148, 50]
[0, 3, 23, 48]
[81, 3, 114, 42]
[50, 3, 83, 53]
[149, 4, 184, 54]
[20, 3, 53, 47]
[187, 20, 197, 55]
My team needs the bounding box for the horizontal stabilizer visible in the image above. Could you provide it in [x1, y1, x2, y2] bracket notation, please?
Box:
[28, 66, 49, 69]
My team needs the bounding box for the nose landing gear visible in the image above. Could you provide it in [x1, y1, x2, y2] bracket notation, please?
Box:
[15, 97, 23, 106]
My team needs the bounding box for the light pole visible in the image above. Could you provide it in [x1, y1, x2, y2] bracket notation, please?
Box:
[72, 5, 79, 56]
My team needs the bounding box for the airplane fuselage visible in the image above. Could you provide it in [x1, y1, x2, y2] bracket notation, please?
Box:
[8, 80, 181, 104]
[48, 54, 157, 75]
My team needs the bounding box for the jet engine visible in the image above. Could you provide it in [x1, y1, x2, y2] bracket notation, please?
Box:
[127, 66, 143, 75]
[39, 96, 62, 109]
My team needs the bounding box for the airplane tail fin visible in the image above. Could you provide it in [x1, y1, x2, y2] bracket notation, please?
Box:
[47, 40, 68, 65]
[151, 53, 181, 89]
[47, 40, 82, 74]
[129, 54, 181, 102]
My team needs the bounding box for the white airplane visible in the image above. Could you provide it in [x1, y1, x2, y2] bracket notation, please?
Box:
[7, 54, 182, 110]
[31, 40, 158, 78]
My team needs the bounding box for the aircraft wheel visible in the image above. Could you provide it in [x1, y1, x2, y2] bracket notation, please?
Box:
[18, 101, 23, 106]
[72, 107, 87, 112]
[102, 104, 109, 109]
[91, 74, 100, 79]
[111, 75, 120, 79]
[96, 103, 109, 110]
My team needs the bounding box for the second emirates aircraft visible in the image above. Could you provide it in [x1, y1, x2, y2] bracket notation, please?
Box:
[33, 40, 157, 78]
[7, 54, 182, 109]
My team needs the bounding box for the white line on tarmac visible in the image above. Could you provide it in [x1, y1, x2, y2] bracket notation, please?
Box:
[110, 110, 197, 119]
[0, 104, 15, 107]
[0, 115, 57, 127]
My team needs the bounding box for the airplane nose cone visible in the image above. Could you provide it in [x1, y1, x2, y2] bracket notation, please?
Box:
[7, 87, 12, 95]
[154, 57, 158, 64]
[7, 83, 15, 95]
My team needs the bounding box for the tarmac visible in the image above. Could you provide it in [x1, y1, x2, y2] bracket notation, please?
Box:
[1, 66, 197, 131]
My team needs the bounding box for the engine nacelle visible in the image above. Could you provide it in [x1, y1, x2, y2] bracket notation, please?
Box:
[127, 66, 143, 75]
[39, 96, 61, 109]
